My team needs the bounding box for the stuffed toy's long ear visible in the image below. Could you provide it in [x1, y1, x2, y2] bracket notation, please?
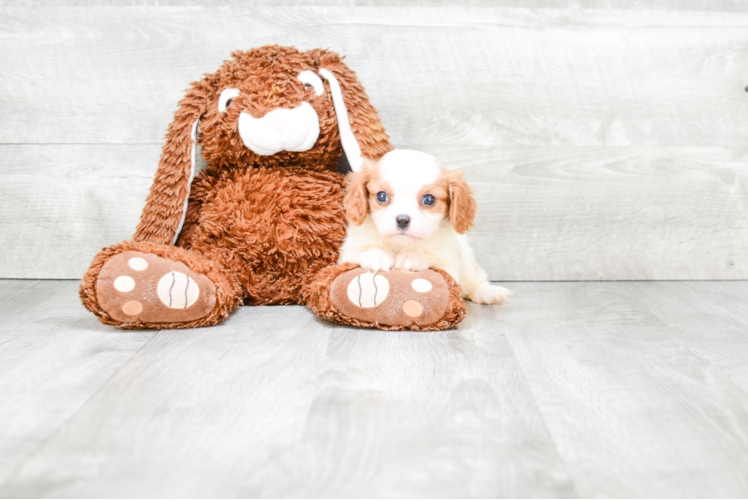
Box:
[133, 78, 215, 244]
[314, 50, 393, 172]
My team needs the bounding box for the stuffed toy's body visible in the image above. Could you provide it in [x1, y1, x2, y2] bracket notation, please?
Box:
[80, 46, 466, 330]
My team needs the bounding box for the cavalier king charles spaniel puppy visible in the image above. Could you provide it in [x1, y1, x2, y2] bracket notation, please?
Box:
[339, 149, 511, 304]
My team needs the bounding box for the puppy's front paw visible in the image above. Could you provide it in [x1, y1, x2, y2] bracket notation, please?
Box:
[358, 249, 395, 272]
[393, 252, 430, 272]
[470, 283, 512, 305]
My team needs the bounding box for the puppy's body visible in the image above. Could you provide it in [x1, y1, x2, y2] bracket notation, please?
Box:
[339, 149, 510, 305]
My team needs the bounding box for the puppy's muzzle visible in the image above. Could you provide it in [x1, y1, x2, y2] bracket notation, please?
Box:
[396, 214, 411, 231]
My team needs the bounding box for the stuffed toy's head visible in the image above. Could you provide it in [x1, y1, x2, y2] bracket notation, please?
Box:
[134, 45, 393, 244]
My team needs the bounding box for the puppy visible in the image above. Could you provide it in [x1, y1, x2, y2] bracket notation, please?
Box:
[339, 149, 511, 305]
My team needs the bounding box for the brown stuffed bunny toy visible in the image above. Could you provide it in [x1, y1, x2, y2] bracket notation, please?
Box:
[80, 45, 465, 331]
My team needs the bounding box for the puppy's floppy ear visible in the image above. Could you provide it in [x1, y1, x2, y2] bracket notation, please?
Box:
[343, 159, 374, 226]
[310, 49, 394, 172]
[446, 168, 477, 234]
[133, 75, 218, 245]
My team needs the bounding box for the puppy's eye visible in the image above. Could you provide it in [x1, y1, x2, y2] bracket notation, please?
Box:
[422, 194, 436, 206]
[226, 98, 234, 108]
[303, 84, 312, 91]
[376, 191, 388, 203]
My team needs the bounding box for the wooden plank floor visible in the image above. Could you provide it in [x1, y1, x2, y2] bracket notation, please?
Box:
[1, 280, 747, 497]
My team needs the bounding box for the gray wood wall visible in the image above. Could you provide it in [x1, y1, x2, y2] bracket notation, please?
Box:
[1, 3, 747, 280]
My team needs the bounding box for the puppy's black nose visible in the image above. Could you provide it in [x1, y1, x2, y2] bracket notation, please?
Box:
[396, 214, 410, 231]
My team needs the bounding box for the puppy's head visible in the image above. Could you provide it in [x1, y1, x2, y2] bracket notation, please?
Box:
[344, 149, 477, 242]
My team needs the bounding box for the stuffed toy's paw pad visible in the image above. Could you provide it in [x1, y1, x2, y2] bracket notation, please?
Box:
[96, 251, 216, 324]
[330, 268, 450, 327]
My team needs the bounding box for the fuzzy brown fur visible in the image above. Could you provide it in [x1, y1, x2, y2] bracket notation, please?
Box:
[80, 45, 465, 330]
[177, 166, 347, 305]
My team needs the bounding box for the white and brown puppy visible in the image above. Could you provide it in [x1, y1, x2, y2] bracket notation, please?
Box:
[339, 149, 511, 305]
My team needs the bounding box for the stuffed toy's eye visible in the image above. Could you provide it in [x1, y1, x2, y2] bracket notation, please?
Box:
[297, 71, 324, 96]
[422, 194, 436, 206]
[218, 88, 240, 113]
[376, 191, 388, 203]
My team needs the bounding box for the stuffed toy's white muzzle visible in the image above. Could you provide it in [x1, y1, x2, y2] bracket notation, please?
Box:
[238, 102, 321, 156]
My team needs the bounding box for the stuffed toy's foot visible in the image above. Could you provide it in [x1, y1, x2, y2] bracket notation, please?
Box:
[80, 241, 243, 329]
[96, 251, 216, 324]
[305, 263, 465, 331]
